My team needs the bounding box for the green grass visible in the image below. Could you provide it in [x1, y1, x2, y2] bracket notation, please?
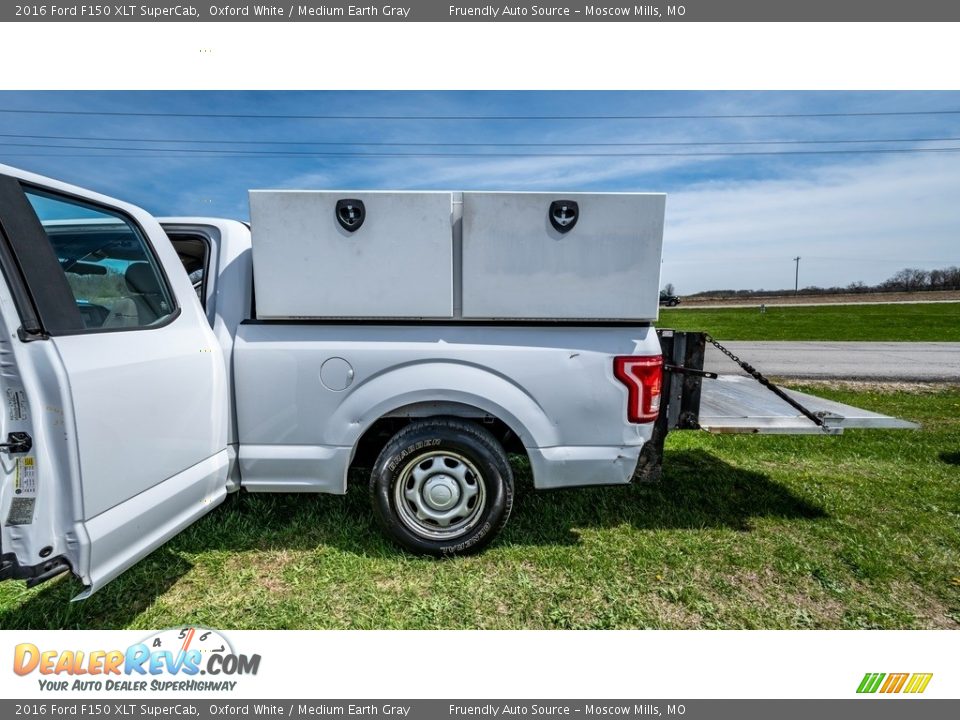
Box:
[1, 387, 958, 630]
[659, 302, 960, 341]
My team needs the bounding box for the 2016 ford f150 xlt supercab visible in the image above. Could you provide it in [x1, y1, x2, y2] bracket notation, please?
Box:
[0, 164, 915, 598]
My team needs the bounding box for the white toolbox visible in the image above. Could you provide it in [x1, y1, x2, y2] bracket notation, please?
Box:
[249, 189, 665, 321]
[461, 192, 665, 320]
[250, 190, 454, 318]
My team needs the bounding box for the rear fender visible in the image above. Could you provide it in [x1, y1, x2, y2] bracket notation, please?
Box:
[325, 361, 560, 454]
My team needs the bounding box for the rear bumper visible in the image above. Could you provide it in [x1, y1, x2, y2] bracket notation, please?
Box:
[527, 444, 643, 489]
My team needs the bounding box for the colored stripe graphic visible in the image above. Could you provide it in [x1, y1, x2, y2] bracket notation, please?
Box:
[857, 673, 885, 693]
[904, 673, 934, 694]
[880, 673, 909, 693]
[857, 672, 932, 694]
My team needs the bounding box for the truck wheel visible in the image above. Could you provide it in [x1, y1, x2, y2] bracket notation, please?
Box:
[370, 418, 513, 556]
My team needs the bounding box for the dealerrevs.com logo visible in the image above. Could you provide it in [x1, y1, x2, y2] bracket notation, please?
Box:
[857, 673, 933, 694]
[13, 627, 260, 692]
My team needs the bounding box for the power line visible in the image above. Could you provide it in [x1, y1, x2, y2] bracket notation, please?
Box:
[3, 141, 960, 158]
[2, 131, 960, 148]
[3, 147, 960, 161]
[1, 107, 960, 121]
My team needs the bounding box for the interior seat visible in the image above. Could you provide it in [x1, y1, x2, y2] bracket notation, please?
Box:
[123, 262, 166, 325]
[101, 297, 139, 328]
[99, 263, 167, 328]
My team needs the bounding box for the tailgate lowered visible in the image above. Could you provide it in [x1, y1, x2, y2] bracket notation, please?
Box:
[636, 331, 919, 481]
[698, 375, 919, 435]
[657, 330, 919, 437]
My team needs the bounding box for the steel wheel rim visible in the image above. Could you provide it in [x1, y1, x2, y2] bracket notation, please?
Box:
[393, 450, 486, 540]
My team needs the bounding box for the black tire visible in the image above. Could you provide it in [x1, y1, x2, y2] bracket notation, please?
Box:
[370, 417, 514, 556]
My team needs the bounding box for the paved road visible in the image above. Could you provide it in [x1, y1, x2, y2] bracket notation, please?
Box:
[704, 342, 960, 381]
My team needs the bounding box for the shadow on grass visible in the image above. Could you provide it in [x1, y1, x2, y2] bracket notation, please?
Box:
[0, 449, 825, 628]
[940, 451, 960, 466]
[0, 548, 192, 630]
[503, 448, 826, 546]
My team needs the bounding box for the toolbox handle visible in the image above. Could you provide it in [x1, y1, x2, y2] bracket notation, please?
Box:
[336, 199, 366, 232]
[548, 200, 579, 233]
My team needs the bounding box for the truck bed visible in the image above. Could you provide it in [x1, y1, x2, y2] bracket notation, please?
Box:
[231, 321, 662, 493]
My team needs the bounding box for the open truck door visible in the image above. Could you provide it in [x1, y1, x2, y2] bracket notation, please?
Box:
[0, 165, 229, 599]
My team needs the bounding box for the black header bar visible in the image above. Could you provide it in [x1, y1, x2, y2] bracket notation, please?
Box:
[5, 1, 960, 22]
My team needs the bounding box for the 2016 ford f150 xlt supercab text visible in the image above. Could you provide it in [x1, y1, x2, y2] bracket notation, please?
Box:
[0, 164, 915, 598]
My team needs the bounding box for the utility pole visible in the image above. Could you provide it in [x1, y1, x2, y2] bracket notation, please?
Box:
[793, 256, 801, 294]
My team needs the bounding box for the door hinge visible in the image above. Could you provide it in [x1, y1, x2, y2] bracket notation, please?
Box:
[0, 432, 32, 454]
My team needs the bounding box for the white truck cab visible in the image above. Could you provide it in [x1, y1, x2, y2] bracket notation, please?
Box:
[0, 164, 914, 599]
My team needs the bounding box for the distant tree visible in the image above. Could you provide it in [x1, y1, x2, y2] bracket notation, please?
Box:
[690, 265, 959, 298]
[662, 283, 675, 295]
[888, 268, 930, 292]
[938, 266, 960, 290]
[929, 269, 947, 290]
[908, 268, 931, 290]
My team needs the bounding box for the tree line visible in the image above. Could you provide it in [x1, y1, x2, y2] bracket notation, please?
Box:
[677, 266, 960, 299]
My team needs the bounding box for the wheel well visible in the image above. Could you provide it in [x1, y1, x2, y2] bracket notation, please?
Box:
[350, 405, 527, 470]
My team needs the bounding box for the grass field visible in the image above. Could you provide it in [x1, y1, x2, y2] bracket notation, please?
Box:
[659, 302, 960, 341]
[1, 386, 957, 630]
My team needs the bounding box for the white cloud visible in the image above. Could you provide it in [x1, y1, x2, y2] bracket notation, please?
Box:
[662, 152, 960, 293]
[272, 152, 702, 191]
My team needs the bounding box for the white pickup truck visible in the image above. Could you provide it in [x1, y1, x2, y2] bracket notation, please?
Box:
[0, 164, 913, 599]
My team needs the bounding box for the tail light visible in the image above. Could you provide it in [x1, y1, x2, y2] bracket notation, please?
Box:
[613, 355, 663, 423]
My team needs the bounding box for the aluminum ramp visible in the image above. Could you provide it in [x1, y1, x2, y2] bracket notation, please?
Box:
[698, 375, 920, 435]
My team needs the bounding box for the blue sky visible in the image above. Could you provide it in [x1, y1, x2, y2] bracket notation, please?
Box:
[0, 90, 957, 294]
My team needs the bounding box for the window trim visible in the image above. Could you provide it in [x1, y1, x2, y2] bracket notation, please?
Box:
[0, 221, 46, 341]
[11, 180, 182, 337]
[0, 175, 84, 337]
[167, 229, 213, 312]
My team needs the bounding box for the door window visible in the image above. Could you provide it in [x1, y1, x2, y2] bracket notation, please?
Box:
[24, 189, 176, 330]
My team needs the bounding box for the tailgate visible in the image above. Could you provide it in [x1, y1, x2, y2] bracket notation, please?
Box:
[698, 375, 919, 435]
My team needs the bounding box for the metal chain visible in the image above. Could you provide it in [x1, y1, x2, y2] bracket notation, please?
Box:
[704, 333, 827, 429]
